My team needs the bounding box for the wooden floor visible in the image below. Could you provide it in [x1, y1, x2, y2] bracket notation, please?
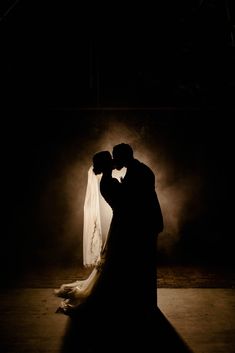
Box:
[0, 287, 235, 352]
[1, 266, 235, 353]
[3, 264, 235, 288]
[0, 288, 67, 353]
[158, 289, 235, 353]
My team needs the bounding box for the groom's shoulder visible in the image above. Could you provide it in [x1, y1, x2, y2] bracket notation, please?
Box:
[134, 159, 155, 178]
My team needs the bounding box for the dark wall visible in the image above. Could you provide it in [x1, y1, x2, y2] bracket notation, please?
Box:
[1, 1, 235, 109]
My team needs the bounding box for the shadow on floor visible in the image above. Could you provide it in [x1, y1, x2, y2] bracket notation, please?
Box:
[60, 306, 193, 353]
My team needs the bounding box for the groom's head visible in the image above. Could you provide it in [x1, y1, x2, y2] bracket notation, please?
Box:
[112, 143, 133, 170]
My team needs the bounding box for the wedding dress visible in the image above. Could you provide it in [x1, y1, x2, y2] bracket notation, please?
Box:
[54, 166, 119, 314]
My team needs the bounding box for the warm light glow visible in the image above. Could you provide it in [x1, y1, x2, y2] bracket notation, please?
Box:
[112, 167, 127, 182]
[58, 117, 203, 263]
[99, 167, 127, 244]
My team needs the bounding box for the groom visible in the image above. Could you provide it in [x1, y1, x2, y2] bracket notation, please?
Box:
[112, 143, 164, 312]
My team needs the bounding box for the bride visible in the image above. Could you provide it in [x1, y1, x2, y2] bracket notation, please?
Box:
[54, 151, 125, 316]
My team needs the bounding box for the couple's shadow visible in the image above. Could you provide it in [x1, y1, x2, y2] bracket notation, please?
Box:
[60, 306, 193, 353]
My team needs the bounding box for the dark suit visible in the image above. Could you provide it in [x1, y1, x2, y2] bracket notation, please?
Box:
[91, 160, 163, 318]
[120, 158, 164, 311]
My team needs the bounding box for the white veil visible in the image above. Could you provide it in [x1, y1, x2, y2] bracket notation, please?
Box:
[54, 166, 108, 312]
[83, 166, 103, 267]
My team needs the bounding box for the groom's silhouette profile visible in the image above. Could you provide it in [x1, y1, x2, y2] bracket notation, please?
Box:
[112, 143, 164, 312]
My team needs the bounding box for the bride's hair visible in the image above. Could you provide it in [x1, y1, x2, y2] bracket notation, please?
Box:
[93, 151, 112, 173]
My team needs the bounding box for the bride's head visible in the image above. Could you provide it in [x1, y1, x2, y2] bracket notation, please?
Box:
[93, 151, 113, 175]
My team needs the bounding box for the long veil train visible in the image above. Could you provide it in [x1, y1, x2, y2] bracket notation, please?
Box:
[54, 166, 110, 313]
